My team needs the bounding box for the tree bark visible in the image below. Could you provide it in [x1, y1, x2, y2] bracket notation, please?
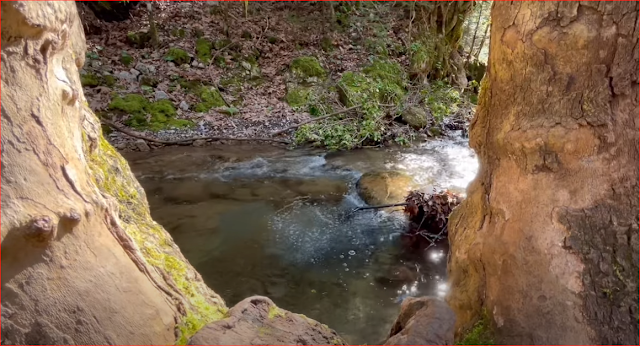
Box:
[466, 1, 483, 66]
[447, 1, 639, 344]
[1, 2, 226, 344]
[473, 16, 490, 61]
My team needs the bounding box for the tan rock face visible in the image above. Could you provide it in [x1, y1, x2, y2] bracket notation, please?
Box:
[0, 2, 225, 344]
[189, 296, 346, 346]
[356, 171, 416, 206]
[447, 2, 639, 345]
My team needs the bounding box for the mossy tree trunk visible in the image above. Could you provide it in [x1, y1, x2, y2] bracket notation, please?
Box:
[410, 1, 474, 86]
[1, 2, 225, 344]
[447, 1, 638, 344]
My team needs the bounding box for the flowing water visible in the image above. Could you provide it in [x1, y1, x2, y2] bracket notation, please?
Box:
[124, 136, 478, 344]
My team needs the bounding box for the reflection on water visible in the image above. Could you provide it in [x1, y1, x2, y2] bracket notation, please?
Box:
[124, 139, 477, 344]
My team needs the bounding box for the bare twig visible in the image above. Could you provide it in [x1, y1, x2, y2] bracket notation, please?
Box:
[350, 202, 409, 212]
[270, 105, 362, 136]
[101, 118, 290, 145]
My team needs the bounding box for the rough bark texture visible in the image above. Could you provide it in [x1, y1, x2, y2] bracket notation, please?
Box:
[1, 2, 226, 344]
[384, 297, 455, 345]
[189, 296, 346, 346]
[447, 1, 639, 344]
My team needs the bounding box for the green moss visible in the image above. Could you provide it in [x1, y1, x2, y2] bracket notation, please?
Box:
[165, 48, 190, 66]
[364, 38, 388, 56]
[195, 38, 213, 63]
[268, 305, 286, 319]
[290, 56, 326, 80]
[285, 87, 311, 109]
[337, 71, 374, 107]
[103, 75, 116, 87]
[194, 87, 226, 112]
[83, 132, 226, 345]
[267, 36, 279, 44]
[457, 310, 495, 345]
[109, 94, 192, 131]
[81, 73, 100, 87]
[127, 31, 151, 48]
[120, 51, 133, 67]
[423, 81, 461, 123]
[109, 94, 148, 115]
[362, 59, 406, 104]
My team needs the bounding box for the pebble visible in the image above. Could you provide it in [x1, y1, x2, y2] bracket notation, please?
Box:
[154, 90, 170, 101]
[241, 61, 252, 71]
[129, 68, 141, 77]
[179, 101, 190, 111]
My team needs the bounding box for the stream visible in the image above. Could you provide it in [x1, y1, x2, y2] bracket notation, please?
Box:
[124, 136, 478, 345]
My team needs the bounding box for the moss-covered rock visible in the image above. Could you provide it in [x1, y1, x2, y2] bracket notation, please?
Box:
[285, 87, 311, 110]
[401, 106, 428, 129]
[196, 38, 213, 64]
[81, 73, 101, 87]
[290, 56, 326, 81]
[423, 81, 461, 123]
[337, 71, 374, 107]
[165, 47, 190, 66]
[338, 59, 407, 107]
[108, 94, 193, 131]
[194, 87, 226, 113]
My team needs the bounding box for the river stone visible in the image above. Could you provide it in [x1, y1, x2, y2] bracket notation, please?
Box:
[188, 296, 346, 345]
[134, 139, 150, 152]
[401, 106, 429, 129]
[384, 296, 455, 345]
[356, 171, 416, 206]
[154, 90, 169, 101]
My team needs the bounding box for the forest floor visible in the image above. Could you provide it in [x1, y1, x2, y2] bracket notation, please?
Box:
[79, 2, 477, 151]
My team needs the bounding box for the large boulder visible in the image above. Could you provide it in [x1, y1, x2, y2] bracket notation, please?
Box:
[189, 296, 346, 345]
[356, 171, 416, 206]
[385, 297, 456, 345]
[401, 106, 429, 129]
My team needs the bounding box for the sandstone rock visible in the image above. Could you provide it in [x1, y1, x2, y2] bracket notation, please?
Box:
[401, 106, 429, 129]
[385, 297, 455, 345]
[356, 171, 416, 205]
[189, 296, 346, 345]
[0, 3, 225, 344]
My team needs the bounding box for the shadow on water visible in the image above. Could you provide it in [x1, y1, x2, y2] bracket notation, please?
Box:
[124, 138, 477, 344]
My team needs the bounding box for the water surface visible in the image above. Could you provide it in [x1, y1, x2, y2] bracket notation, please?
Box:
[125, 138, 477, 344]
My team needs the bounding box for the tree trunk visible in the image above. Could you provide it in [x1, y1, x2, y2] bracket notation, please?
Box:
[447, 1, 639, 344]
[465, 1, 483, 66]
[0, 2, 226, 344]
[410, 1, 475, 86]
[473, 16, 490, 61]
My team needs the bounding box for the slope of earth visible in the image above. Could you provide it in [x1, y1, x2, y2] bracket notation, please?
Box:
[79, 2, 474, 151]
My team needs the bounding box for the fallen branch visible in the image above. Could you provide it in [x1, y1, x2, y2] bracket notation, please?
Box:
[351, 202, 409, 212]
[101, 118, 290, 145]
[270, 105, 362, 136]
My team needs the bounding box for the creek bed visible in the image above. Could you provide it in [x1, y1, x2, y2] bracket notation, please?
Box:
[124, 138, 477, 344]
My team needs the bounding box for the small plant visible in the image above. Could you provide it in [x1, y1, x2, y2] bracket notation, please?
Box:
[290, 57, 326, 80]
[120, 51, 133, 67]
[424, 81, 461, 123]
[195, 38, 213, 63]
[457, 310, 495, 345]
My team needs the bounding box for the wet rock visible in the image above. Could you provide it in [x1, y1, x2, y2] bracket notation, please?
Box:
[356, 171, 416, 206]
[402, 106, 429, 129]
[385, 297, 455, 345]
[154, 90, 169, 101]
[134, 139, 150, 152]
[179, 101, 190, 111]
[193, 139, 207, 147]
[189, 296, 346, 345]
